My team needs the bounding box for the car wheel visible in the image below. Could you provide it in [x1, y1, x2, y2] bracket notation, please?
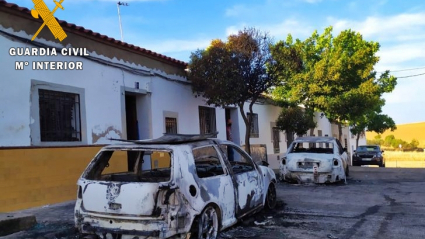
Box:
[345, 165, 349, 177]
[195, 205, 219, 239]
[265, 183, 277, 210]
[379, 162, 385, 168]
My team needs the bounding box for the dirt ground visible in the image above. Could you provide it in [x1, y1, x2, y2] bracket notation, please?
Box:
[3, 166, 425, 239]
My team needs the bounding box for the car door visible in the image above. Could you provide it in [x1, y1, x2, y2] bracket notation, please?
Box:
[219, 143, 264, 218]
[192, 145, 237, 228]
[335, 139, 348, 168]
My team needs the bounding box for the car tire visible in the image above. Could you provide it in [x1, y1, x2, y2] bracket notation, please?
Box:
[345, 165, 349, 177]
[379, 162, 385, 168]
[193, 205, 219, 239]
[265, 183, 277, 210]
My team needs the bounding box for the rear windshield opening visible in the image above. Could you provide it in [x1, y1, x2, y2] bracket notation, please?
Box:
[289, 142, 334, 154]
[84, 149, 172, 182]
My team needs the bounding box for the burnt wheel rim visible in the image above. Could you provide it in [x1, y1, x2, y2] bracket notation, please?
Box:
[266, 183, 277, 209]
[198, 206, 218, 239]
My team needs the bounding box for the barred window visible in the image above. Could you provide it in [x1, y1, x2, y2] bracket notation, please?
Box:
[38, 89, 81, 142]
[165, 117, 177, 134]
[199, 106, 216, 135]
[248, 113, 259, 138]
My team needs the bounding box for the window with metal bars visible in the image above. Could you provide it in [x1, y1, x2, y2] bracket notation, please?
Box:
[248, 113, 259, 138]
[165, 117, 177, 134]
[38, 89, 81, 142]
[199, 106, 216, 135]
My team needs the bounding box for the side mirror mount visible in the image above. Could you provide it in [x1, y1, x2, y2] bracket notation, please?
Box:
[381, 150, 384, 153]
[256, 160, 269, 167]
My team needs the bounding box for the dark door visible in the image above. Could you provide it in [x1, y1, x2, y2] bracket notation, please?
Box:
[125, 94, 138, 171]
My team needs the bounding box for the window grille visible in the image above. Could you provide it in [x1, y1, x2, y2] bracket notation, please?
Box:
[38, 89, 81, 142]
[199, 106, 216, 135]
[165, 117, 177, 134]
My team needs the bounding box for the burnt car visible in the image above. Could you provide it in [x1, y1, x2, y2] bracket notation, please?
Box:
[279, 136, 349, 184]
[352, 145, 385, 167]
[74, 133, 277, 239]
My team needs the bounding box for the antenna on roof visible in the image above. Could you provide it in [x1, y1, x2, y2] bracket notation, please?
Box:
[117, 1, 129, 42]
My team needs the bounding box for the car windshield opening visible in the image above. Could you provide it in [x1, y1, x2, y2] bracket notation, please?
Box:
[83, 149, 172, 183]
[357, 146, 379, 152]
[289, 142, 334, 154]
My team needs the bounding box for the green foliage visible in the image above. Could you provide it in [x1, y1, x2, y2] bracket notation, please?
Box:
[276, 106, 317, 136]
[377, 134, 420, 150]
[187, 27, 290, 154]
[270, 26, 398, 141]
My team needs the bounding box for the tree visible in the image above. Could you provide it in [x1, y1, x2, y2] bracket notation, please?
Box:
[270, 26, 397, 142]
[187, 28, 282, 155]
[276, 106, 317, 147]
[350, 113, 396, 148]
[269, 29, 329, 136]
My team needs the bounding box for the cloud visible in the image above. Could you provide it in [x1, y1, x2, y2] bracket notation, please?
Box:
[377, 42, 425, 66]
[329, 12, 425, 42]
[225, 4, 252, 17]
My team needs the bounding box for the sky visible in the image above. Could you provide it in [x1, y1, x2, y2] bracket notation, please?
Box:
[9, 0, 425, 125]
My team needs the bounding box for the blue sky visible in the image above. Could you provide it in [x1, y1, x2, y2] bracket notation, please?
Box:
[10, 0, 425, 125]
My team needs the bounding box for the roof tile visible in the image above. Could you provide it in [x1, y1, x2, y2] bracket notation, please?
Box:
[0, 0, 188, 67]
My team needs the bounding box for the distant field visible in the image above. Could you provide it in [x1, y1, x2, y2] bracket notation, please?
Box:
[367, 121, 425, 147]
[384, 151, 425, 168]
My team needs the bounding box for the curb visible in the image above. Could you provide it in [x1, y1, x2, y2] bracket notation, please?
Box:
[0, 213, 37, 236]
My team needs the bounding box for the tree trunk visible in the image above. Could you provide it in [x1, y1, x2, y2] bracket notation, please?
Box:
[356, 133, 360, 149]
[338, 123, 343, 142]
[238, 103, 251, 155]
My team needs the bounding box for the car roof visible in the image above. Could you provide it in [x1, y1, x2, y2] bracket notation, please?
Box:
[293, 136, 336, 142]
[102, 132, 231, 150]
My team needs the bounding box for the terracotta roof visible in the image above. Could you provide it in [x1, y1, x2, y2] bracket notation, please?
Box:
[0, 0, 188, 68]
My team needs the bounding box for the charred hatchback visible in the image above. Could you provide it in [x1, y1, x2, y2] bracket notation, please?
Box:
[74, 134, 277, 239]
[279, 136, 349, 184]
[352, 145, 385, 167]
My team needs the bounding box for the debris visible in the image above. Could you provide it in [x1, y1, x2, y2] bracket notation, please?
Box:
[220, 227, 257, 238]
[327, 233, 339, 239]
[254, 220, 270, 226]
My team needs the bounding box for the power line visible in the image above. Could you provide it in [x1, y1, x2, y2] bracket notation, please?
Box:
[396, 72, 425, 79]
[377, 66, 425, 74]
[389, 66, 425, 73]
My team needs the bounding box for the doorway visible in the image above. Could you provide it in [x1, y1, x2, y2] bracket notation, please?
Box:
[225, 108, 240, 145]
[125, 94, 139, 171]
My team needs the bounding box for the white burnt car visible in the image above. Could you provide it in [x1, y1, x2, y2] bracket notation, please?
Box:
[74, 134, 277, 239]
[279, 136, 349, 184]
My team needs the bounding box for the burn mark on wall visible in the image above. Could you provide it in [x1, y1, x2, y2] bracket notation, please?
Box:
[92, 125, 122, 144]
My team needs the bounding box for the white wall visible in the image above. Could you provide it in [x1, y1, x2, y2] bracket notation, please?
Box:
[0, 29, 150, 146]
[0, 27, 229, 146]
[150, 76, 227, 140]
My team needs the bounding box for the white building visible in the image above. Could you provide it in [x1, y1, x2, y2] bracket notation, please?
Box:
[0, 1, 365, 212]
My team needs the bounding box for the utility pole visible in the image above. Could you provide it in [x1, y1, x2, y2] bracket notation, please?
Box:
[117, 1, 128, 42]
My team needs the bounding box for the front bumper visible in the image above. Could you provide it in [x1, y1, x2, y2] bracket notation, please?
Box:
[352, 156, 383, 165]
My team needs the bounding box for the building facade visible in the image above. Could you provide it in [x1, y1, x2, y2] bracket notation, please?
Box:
[0, 1, 365, 212]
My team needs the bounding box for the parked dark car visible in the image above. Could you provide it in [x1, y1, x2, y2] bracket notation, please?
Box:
[352, 145, 385, 167]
